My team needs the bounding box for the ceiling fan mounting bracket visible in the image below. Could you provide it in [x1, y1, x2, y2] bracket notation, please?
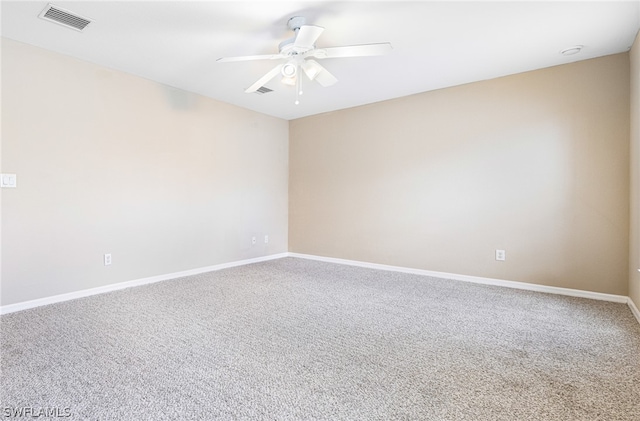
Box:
[287, 16, 306, 31]
[279, 16, 313, 55]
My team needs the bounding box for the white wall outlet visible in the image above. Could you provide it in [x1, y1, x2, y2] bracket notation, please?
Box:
[495, 249, 506, 261]
[1, 174, 17, 188]
[264, 235, 269, 244]
[104, 253, 112, 266]
[251, 236, 256, 245]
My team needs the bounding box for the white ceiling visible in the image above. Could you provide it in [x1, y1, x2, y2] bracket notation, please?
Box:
[2, 1, 639, 120]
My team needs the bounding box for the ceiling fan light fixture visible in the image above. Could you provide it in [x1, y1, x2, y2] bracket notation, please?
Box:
[301, 60, 323, 80]
[281, 63, 297, 78]
[281, 75, 296, 86]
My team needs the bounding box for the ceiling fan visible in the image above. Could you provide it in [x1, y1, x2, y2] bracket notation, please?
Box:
[217, 16, 392, 104]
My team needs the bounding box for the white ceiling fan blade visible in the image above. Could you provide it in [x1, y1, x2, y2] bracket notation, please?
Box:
[313, 43, 392, 59]
[217, 54, 284, 63]
[294, 25, 324, 48]
[245, 64, 284, 93]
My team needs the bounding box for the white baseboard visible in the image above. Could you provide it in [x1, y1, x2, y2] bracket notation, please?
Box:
[3, 251, 637, 326]
[0, 253, 289, 315]
[288, 252, 630, 304]
[629, 297, 640, 324]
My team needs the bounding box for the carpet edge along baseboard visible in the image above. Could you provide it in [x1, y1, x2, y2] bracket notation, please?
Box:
[0, 253, 289, 315]
[1, 252, 636, 325]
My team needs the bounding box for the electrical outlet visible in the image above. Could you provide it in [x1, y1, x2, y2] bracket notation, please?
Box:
[104, 253, 112, 266]
[1, 174, 17, 188]
[264, 235, 269, 244]
[495, 249, 506, 261]
[251, 236, 256, 245]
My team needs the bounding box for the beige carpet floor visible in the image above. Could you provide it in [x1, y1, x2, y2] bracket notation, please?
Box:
[1, 257, 639, 420]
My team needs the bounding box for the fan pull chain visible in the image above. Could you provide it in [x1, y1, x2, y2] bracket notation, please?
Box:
[299, 71, 304, 96]
[295, 71, 302, 105]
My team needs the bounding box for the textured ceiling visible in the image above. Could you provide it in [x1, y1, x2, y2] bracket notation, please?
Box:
[2, 1, 639, 120]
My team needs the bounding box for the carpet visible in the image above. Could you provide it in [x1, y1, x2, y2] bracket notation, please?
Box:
[1, 257, 639, 420]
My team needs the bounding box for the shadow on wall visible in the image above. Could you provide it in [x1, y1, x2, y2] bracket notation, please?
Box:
[162, 86, 199, 110]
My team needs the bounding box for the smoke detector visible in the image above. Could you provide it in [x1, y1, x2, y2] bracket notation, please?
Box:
[560, 45, 583, 56]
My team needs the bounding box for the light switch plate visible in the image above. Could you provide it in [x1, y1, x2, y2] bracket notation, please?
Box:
[1, 174, 17, 188]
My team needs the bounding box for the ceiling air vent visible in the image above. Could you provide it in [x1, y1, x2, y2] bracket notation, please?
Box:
[38, 4, 92, 32]
[255, 86, 273, 95]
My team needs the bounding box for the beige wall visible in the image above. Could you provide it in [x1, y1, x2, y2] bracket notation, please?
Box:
[1, 38, 289, 306]
[631, 32, 640, 308]
[290, 54, 630, 295]
[2, 36, 635, 306]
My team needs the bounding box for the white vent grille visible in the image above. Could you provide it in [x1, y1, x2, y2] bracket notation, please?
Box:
[38, 4, 91, 32]
[256, 86, 273, 95]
